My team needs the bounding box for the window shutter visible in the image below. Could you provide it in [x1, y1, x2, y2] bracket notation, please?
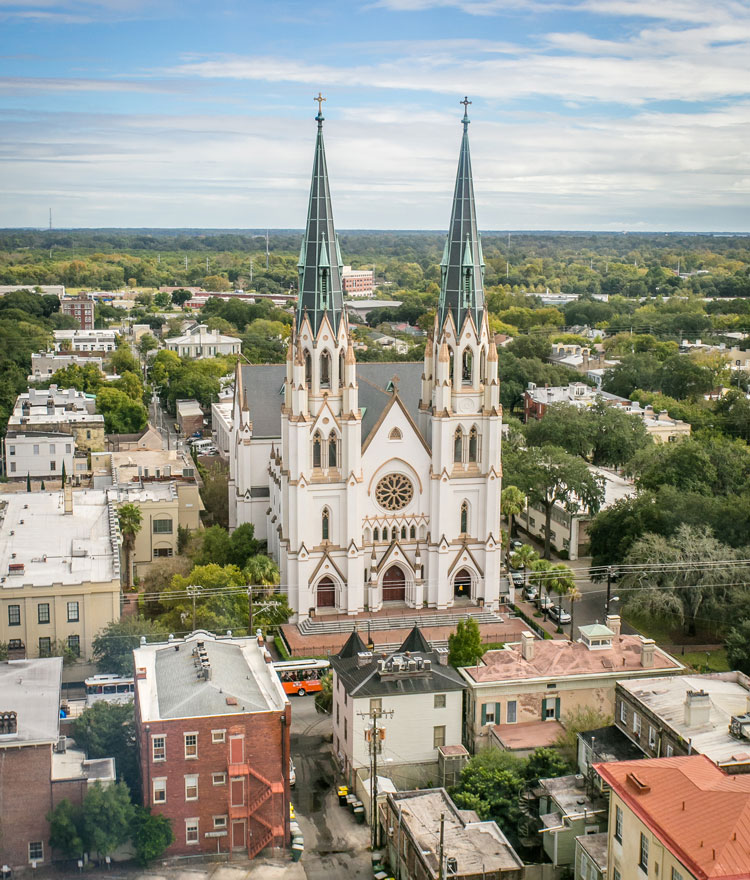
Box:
[495, 703, 501, 725]
[555, 697, 561, 720]
[481, 703, 487, 725]
[541, 698, 547, 720]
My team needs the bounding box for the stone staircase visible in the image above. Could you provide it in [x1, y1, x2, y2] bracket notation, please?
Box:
[297, 607, 505, 637]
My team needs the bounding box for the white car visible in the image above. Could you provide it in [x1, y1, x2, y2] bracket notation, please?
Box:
[289, 758, 296, 788]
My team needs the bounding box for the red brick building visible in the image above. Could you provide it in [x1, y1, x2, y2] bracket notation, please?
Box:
[61, 294, 96, 330]
[134, 631, 290, 859]
[0, 657, 115, 870]
[341, 266, 374, 297]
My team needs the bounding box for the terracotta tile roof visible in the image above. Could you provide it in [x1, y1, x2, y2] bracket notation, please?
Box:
[491, 719, 564, 750]
[595, 755, 750, 880]
[465, 635, 681, 683]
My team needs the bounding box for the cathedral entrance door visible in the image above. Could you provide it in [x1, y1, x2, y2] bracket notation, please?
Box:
[382, 566, 406, 602]
[316, 577, 336, 608]
[454, 568, 472, 598]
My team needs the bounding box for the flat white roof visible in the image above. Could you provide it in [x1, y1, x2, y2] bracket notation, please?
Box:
[134, 631, 288, 722]
[0, 657, 62, 744]
[0, 490, 119, 587]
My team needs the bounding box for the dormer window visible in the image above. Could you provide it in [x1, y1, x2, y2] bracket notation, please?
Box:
[579, 624, 615, 650]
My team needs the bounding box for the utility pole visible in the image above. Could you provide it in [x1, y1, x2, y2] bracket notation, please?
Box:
[186, 584, 200, 630]
[358, 705, 394, 851]
[248, 585, 281, 635]
[605, 565, 613, 614]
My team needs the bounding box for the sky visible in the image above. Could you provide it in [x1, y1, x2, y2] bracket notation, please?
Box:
[1, 0, 749, 231]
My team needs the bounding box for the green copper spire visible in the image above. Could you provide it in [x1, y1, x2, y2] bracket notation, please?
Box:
[296, 94, 345, 335]
[438, 96, 485, 332]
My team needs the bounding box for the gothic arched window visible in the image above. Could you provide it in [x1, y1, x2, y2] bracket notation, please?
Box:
[339, 351, 345, 390]
[469, 425, 478, 463]
[410, 524, 416, 540]
[373, 527, 380, 542]
[305, 352, 312, 387]
[462, 349, 473, 384]
[322, 508, 330, 541]
[391, 527, 398, 542]
[328, 432, 338, 468]
[460, 500, 469, 534]
[312, 431, 322, 468]
[454, 427, 463, 463]
[320, 351, 331, 388]
[320, 270, 329, 310]
[449, 349, 455, 384]
[401, 525, 407, 540]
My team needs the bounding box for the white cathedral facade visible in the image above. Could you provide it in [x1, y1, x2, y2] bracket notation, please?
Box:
[228, 102, 505, 621]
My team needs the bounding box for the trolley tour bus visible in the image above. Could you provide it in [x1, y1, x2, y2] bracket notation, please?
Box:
[84, 674, 135, 706]
[272, 659, 330, 696]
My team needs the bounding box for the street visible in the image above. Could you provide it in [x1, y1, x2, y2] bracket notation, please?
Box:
[150, 391, 181, 452]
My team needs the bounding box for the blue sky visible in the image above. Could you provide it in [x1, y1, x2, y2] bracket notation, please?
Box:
[1, 0, 749, 230]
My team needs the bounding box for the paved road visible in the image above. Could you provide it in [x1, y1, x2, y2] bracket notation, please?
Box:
[289, 695, 372, 880]
[150, 391, 181, 451]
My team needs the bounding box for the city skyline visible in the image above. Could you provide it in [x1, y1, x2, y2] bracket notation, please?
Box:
[1, 0, 749, 230]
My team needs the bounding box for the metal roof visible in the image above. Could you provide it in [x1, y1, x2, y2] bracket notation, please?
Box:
[437, 101, 485, 335]
[296, 110, 345, 336]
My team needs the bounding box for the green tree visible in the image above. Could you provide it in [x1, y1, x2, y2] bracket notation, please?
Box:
[448, 617, 484, 667]
[505, 446, 604, 558]
[92, 616, 168, 676]
[131, 807, 174, 866]
[588, 401, 651, 467]
[72, 702, 139, 796]
[229, 523, 261, 568]
[523, 747, 571, 785]
[82, 781, 134, 861]
[96, 387, 148, 434]
[524, 403, 594, 459]
[621, 524, 743, 636]
[48, 798, 85, 859]
[509, 544, 539, 590]
[554, 706, 613, 764]
[529, 558, 576, 612]
[117, 502, 143, 590]
[171, 289, 192, 308]
[501, 485, 526, 542]
[314, 671, 333, 715]
[451, 749, 524, 826]
[108, 346, 139, 376]
[161, 563, 248, 633]
[726, 620, 750, 676]
[113, 370, 144, 402]
[193, 523, 232, 566]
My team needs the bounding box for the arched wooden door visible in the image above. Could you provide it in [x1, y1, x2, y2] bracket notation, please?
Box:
[454, 568, 472, 598]
[382, 566, 406, 602]
[316, 577, 336, 608]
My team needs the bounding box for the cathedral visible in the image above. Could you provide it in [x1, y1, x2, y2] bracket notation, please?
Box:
[228, 100, 504, 621]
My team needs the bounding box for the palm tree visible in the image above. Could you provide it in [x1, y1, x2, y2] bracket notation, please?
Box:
[510, 544, 539, 590]
[501, 485, 526, 543]
[568, 586, 582, 640]
[117, 503, 143, 591]
[530, 559, 575, 620]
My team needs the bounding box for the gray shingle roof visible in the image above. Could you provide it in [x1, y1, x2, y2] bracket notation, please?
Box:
[331, 648, 466, 698]
[239, 361, 427, 446]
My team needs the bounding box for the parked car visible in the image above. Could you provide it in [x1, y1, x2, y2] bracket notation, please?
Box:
[522, 585, 538, 602]
[510, 539, 524, 550]
[538, 595, 553, 611]
[548, 605, 571, 625]
[289, 758, 296, 788]
[509, 568, 525, 587]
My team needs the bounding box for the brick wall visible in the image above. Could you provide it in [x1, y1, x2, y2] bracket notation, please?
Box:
[0, 744, 54, 868]
[137, 706, 290, 858]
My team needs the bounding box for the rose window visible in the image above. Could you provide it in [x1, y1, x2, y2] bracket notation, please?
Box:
[375, 474, 414, 511]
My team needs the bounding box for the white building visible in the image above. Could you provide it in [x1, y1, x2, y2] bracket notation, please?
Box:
[229, 108, 504, 620]
[53, 329, 117, 353]
[211, 397, 233, 458]
[165, 323, 241, 358]
[331, 628, 466, 789]
[520, 466, 636, 560]
[7, 386, 105, 452]
[4, 431, 78, 480]
[29, 351, 105, 382]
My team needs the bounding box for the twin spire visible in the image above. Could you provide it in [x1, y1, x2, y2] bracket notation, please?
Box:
[296, 95, 484, 335]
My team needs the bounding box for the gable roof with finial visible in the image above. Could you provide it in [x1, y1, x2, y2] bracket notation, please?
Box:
[337, 629, 367, 659]
[398, 624, 431, 654]
[437, 97, 485, 335]
[296, 94, 345, 337]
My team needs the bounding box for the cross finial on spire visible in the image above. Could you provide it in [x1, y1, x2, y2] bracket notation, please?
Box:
[460, 96, 471, 130]
[314, 92, 326, 125]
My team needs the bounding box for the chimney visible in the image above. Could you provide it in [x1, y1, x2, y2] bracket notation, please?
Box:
[684, 690, 711, 728]
[357, 651, 373, 667]
[606, 615, 621, 636]
[582, 349, 590, 369]
[63, 481, 73, 515]
[521, 631, 535, 662]
[435, 647, 449, 666]
[640, 637, 656, 668]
